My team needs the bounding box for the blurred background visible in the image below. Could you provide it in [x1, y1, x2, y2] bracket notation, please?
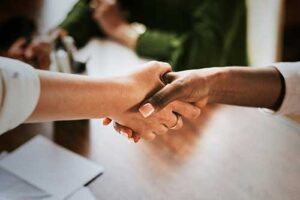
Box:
[0, 1, 300, 200]
[0, 0, 298, 72]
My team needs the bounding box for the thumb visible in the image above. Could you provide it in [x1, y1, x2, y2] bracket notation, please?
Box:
[139, 82, 184, 118]
[25, 45, 34, 59]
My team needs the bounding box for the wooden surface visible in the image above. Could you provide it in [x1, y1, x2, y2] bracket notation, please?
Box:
[1, 105, 300, 200]
[1, 40, 300, 200]
[1, 0, 300, 200]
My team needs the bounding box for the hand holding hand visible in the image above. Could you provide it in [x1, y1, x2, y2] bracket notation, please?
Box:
[139, 68, 222, 117]
[105, 62, 201, 142]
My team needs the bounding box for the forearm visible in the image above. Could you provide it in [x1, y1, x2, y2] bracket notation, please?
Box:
[58, 0, 102, 47]
[208, 67, 284, 110]
[27, 70, 123, 122]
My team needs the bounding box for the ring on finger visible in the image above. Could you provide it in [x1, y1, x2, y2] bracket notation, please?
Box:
[169, 114, 182, 130]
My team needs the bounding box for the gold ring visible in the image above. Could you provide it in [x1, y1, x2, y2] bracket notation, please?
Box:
[169, 114, 182, 130]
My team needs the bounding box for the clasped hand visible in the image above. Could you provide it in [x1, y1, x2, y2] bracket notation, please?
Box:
[103, 62, 216, 143]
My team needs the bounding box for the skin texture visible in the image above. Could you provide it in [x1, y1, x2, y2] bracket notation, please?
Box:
[92, 0, 138, 49]
[27, 61, 200, 142]
[115, 66, 284, 140]
[139, 66, 284, 117]
[24, 37, 51, 70]
[0, 37, 51, 70]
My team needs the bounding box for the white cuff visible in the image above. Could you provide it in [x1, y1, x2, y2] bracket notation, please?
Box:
[0, 57, 40, 134]
[273, 62, 300, 115]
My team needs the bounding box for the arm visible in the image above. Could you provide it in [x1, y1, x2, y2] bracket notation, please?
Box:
[28, 70, 124, 122]
[0, 59, 200, 140]
[208, 67, 284, 110]
[30, 62, 200, 140]
[0, 57, 40, 134]
[139, 66, 285, 117]
[58, 0, 103, 47]
[93, 0, 248, 69]
[28, 61, 172, 123]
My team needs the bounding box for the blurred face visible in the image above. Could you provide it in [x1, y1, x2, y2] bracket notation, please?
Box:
[1, 37, 28, 62]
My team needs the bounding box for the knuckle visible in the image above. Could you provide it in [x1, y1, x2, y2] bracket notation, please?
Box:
[150, 93, 166, 107]
[156, 127, 167, 135]
[160, 62, 172, 72]
[161, 126, 169, 134]
[148, 61, 160, 68]
[177, 121, 183, 129]
[186, 106, 201, 119]
[143, 132, 156, 140]
[192, 108, 201, 119]
[148, 61, 172, 73]
[172, 81, 185, 94]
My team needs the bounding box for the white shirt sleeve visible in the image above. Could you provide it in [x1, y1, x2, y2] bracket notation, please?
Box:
[0, 57, 40, 135]
[273, 62, 300, 115]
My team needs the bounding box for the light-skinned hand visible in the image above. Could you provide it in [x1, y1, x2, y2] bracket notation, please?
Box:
[103, 62, 202, 142]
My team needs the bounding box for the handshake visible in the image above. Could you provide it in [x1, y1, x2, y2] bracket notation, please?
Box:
[102, 61, 214, 143]
[27, 59, 282, 140]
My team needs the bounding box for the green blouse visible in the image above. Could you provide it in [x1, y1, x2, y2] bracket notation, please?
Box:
[59, 0, 248, 71]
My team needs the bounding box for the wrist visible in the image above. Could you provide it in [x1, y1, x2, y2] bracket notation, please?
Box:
[114, 23, 146, 49]
[96, 78, 126, 118]
[206, 67, 229, 104]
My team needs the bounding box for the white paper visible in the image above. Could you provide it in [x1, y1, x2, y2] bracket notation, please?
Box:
[0, 166, 50, 200]
[67, 187, 96, 200]
[0, 152, 8, 160]
[0, 136, 103, 199]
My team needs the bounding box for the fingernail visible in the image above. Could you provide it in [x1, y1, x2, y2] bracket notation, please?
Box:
[120, 130, 128, 138]
[139, 103, 155, 118]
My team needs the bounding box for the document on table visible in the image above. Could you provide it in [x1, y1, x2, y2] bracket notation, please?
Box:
[0, 167, 51, 200]
[67, 187, 96, 200]
[0, 136, 103, 199]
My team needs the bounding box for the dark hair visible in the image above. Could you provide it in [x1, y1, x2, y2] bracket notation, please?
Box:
[0, 16, 36, 50]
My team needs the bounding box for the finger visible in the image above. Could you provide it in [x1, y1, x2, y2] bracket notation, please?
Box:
[141, 132, 156, 141]
[142, 61, 172, 82]
[195, 97, 209, 108]
[161, 112, 177, 129]
[155, 125, 169, 135]
[9, 38, 27, 57]
[12, 38, 27, 48]
[102, 117, 112, 125]
[113, 122, 133, 138]
[38, 55, 51, 70]
[139, 83, 184, 118]
[171, 101, 201, 119]
[120, 126, 133, 138]
[24, 45, 34, 59]
[169, 115, 183, 130]
[157, 62, 172, 81]
[161, 72, 177, 84]
[132, 133, 141, 143]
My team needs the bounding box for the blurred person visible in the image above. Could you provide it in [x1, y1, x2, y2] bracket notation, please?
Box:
[0, 58, 200, 142]
[53, 0, 248, 71]
[0, 16, 51, 70]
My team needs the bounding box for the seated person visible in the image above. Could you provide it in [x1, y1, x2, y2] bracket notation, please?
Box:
[55, 0, 248, 71]
[0, 16, 51, 70]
